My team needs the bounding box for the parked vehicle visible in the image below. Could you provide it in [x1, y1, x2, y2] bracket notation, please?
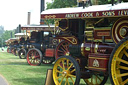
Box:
[13, 33, 28, 57]
[6, 38, 18, 54]
[21, 25, 58, 66]
[41, 0, 128, 85]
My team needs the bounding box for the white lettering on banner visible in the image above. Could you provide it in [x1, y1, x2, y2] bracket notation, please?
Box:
[102, 11, 115, 16]
[118, 10, 128, 16]
[81, 13, 93, 17]
[65, 14, 79, 18]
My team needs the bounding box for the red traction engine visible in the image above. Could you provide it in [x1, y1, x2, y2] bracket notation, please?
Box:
[41, 1, 128, 85]
[52, 19, 116, 85]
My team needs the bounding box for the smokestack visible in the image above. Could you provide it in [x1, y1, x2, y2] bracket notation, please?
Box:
[19, 24, 21, 33]
[40, 0, 45, 24]
[40, 0, 45, 13]
[17, 27, 19, 33]
[11, 32, 12, 38]
[27, 12, 31, 25]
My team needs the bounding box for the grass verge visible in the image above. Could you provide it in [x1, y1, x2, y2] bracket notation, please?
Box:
[0, 52, 53, 85]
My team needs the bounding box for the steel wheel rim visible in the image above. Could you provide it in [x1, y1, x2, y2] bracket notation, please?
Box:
[27, 50, 41, 66]
[53, 57, 77, 85]
[111, 41, 128, 85]
[56, 41, 70, 59]
[84, 72, 107, 85]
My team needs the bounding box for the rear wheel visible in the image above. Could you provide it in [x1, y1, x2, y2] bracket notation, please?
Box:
[55, 41, 70, 59]
[111, 18, 128, 44]
[27, 48, 43, 66]
[109, 36, 128, 85]
[53, 56, 80, 85]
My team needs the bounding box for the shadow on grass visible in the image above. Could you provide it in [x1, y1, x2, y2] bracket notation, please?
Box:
[13, 77, 45, 85]
[41, 64, 54, 67]
[5, 62, 28, 66]
[26, 65, 54, 73]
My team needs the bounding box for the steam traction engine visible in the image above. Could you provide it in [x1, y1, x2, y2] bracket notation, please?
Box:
[6, 38, 18, 54]
[12, 33, 28, 56]
[41, 1, 128, 85]
[21, 25, 58, 66]
[17, 36, 27, 59]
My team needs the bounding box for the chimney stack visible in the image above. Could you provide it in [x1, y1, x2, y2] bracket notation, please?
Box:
[40, 0, 45, 13]
[27, 12, 31, 25]
[40, 0, 45, 24]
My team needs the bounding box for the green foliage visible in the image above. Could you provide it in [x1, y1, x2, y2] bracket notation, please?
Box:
[0, 30, 15, 47]
[91, 0, 112, 5]
[46, 0, 77, 9]
[46, 0, 77, 24]
[0, 26, 4, 37]
[98, 0, 111, 4]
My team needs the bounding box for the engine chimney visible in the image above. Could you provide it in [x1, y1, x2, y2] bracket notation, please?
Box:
[40, 0, 45, 24]
[27, 12, 31, 25]
[41, 0, 45, 13]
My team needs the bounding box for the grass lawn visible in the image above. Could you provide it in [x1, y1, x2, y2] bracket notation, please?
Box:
[0, 52, 53, 85]
[0, 49, 111, 85]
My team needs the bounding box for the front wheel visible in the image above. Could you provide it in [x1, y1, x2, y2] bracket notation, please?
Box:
[53, 56, 80, 85]
[7, 48, 10, 53]
[109, 36, 128, 85]
[18, 48, 26, 59]
[26, 48, 43, 66]
[13, 48, 18, 56]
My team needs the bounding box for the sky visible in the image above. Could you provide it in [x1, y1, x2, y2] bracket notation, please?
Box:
[0, 0, 52, 30]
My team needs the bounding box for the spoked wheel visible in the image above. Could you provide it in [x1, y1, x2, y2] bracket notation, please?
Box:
[7, 48, 10, 53]
[53, 56, 80, 85]
[55, 41, 70, 59]
[42, 57, 54, 64]
[83, 72, 108, 85]
[27, 48, 43, 66]
[13, 48, 17, 56]
[18, 48, 26, 59]
[109, 36, 128, 85]
[11, 48, 14, 54]
[15, 48, 20, 56]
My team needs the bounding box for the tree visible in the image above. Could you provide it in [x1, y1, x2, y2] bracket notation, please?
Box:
[46, 0, 113, 9]
[46, 0, 77, 9]
[46, 0, 77, 24]
[91, 0, 111, 5]
[0, 26, 4, 37]
[0, 30, 15, 47]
